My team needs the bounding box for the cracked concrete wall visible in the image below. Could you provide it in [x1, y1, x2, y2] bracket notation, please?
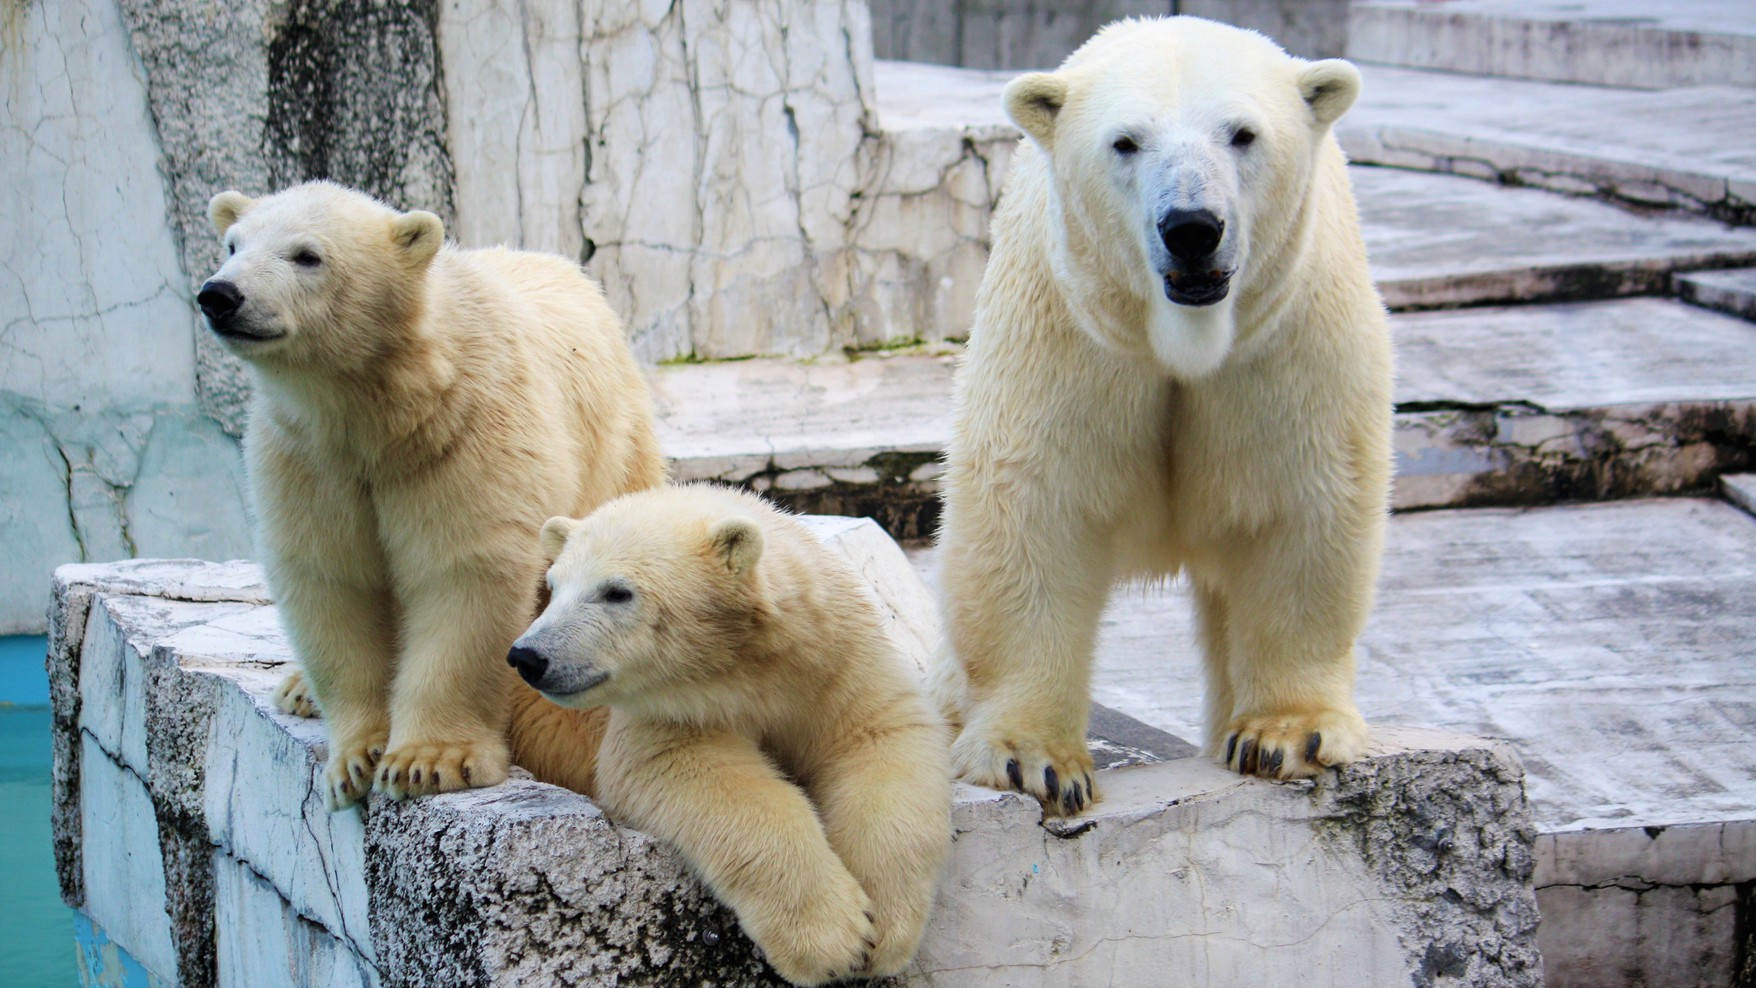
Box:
[0, 0, 252, 634]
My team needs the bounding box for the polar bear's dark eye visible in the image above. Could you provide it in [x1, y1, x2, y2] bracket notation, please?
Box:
[293, 249, 322, 268]
[1111, 136, 1139, 155]
[1230, 128, 1256, 149]
[600, 583, 634, 604]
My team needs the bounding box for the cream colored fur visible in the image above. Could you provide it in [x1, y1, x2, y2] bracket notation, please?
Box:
[513, 486, 951, 986]
[205, 181, 662, 810]
[937, 17, 1393, 815]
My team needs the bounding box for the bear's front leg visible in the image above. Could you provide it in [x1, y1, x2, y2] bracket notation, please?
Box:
[938, 492, 1110, 816]
[272, 668, 319, 718]
[272, 576, 397, 810]
[1202, 521, 1376, 779]
[373, 572, 524, 800]
[810, 697, 951, 976]
[598, 718, 876, 988]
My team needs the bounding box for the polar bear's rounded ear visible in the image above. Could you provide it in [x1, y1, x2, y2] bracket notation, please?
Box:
[208, 191, 254, 236]
[391, 210, 444, 265]
[1004, 73, 1068, 149]
[707, 517, 764, 576]
[1298, 59, 1362, 128]
[539, 516, 580, 562]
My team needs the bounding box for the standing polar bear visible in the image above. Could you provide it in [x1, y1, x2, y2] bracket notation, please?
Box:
[510, 486, 951, 986]
[938, 17, 1393, 814]
[199, 182, 663, 810]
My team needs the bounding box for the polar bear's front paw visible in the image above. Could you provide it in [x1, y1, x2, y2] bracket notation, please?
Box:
[323, 730, 388, 811]
[951, 728, 1097, 817]
[273, 669, 320, 718]
[373, 741, 509, 801]
[1219, 707, 1369, 780]
[750, 874, 876, 987]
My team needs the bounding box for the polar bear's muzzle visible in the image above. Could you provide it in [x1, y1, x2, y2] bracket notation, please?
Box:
[1156, 208, 1231, 307]
[507, 642, 610, 700]
[198, 278, 285, 342]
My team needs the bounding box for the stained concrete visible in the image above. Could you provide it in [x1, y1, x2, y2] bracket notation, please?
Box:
[1340, 65, 1756, 224]
[654, 295, 1756, 521]
[1348, 0, 1756, 89]
[1723, 474, 1756, 516]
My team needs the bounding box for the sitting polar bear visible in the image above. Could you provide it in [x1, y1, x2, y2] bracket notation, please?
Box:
[936, 17, 1393, 814]
[198, 182, 663, 810]
[509, 485, 951, 987]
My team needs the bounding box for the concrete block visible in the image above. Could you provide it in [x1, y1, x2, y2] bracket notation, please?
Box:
[80, 738, 177, 983]
[52, 546, 1544, 986]
[1724, 474, 1756, 516]
[213, 855, 379, 988]
[1677, 268, 1756, 322]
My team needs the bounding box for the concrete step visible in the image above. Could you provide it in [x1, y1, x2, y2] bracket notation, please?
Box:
[651, 296, 1756, 523]
[1678, 267, 1756, 320]
[1347, 0, 1756, 89]
[873, 61, 1756, 296]
[48, 552, 1543, 986]
[1340, 64, 1756, 225]
[909, 494, 1756, 988]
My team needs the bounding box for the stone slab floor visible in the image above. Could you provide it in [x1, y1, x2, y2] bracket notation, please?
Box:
[907, 496, 1756, 838]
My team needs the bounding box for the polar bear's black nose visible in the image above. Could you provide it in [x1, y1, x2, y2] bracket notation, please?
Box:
[507, 645, 548, 685]
[1159, 209, 1224, 261]
[198, 280, 244, 323]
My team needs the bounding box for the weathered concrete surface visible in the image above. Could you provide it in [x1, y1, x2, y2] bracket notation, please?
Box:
[1392, 298, 1756, 509]
[1678, 267, 1756, 321]
[1348, 0, 1756, 89]
[53, 545, 1541, 986]
[652, 352, 959, 540]
[915, 497, 1756, 988]
[1339, 65, 1756, 225]
[652, 297, 1756, 527]
[1354, 167, 1756, 311]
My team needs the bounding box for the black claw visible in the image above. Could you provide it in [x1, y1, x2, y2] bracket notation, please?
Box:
[462, 766, 472, 783]
[1044, 766, 1060, 802]
[1225, 733, 1239, 767]
[411, 768, 423, 785]
[1266, 749, 1284, 775]
[1239, 738, 1258, 775]
[1070, 781, 1085, 812]
[1006, 759, 1024, 791]
[431, 770, 443, 787]
[1305, 732, 1323, 764]
[1060, 785, 1075, 815]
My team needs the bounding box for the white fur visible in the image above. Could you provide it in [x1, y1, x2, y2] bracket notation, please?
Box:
[938, 17, 1391, 815]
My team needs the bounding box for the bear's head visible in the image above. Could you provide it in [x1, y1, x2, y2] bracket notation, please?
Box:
[198, 182, 444, 369]
[1004, 16, 1361, 377]
[507, 489, 770, 721]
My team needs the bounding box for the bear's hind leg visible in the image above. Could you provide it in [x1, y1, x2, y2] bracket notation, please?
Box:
[598, 718, 876, 988]
[812, 705, 952, 976]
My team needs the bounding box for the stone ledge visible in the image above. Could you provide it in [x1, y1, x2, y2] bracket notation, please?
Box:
[53, 551, 1542, 986]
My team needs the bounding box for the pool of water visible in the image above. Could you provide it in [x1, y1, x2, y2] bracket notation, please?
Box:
[0, 635, 82, 985]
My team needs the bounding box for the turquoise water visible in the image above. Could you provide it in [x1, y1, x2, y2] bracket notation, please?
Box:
[0, 635, 81, 985]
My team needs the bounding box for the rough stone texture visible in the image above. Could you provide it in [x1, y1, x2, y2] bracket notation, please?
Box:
[1339, 65, 1756, 226]
[52, 545, 1541, 987]
[1348, 0, 1756, 90]
[1678, 268, 1756, 321]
